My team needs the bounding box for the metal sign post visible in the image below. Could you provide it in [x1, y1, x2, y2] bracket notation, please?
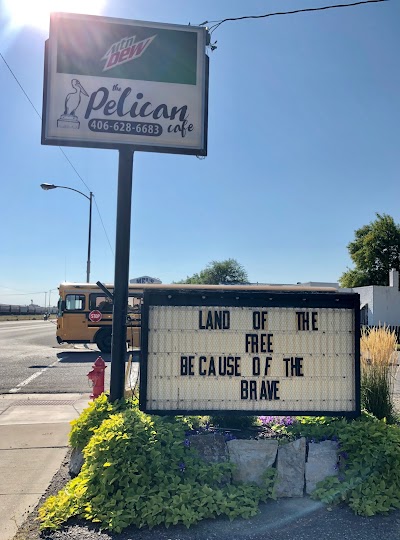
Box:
[42, 13, 209, 401]
[109, 149, 134, 401]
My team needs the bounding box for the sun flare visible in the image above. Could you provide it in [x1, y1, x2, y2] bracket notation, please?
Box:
[4, 0, 107, 32]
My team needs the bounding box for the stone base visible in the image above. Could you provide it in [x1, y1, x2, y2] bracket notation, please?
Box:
[305, 441, 339, 494]
[227, 439, 278, 486]
[69, 435, 339, 497]
[57, 118, 80, 129]
[275, 438, 306, 497]
[69, 447, 84, 477]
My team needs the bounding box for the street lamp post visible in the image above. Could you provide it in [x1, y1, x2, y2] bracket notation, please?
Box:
[40, 183, 93, 283]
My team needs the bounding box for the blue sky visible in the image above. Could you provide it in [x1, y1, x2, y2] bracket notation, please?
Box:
[0, 0, 399, 307]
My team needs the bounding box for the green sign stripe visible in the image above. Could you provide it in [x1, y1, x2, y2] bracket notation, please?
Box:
[56, 20, 198, 85]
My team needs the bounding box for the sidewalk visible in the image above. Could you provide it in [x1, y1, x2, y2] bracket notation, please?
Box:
[0, 393, 91, 540]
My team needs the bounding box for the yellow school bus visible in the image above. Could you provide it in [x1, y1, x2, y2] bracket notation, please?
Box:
[56, 282, 144, 353]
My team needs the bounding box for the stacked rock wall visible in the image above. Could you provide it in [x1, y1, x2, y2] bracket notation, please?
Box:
[193, 434, 339, 497]
[70, 435, 339, 496]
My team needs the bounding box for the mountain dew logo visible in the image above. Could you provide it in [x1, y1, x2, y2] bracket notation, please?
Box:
[102, 34, 156, 72]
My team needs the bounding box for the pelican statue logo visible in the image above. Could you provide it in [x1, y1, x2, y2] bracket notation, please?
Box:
[57, 79, 89, 130]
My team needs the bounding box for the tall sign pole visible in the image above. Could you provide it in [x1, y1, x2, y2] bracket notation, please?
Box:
[42, 13, 209, 402]
[110, 149, 134, 401]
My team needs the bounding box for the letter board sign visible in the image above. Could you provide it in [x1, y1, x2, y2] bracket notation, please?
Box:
[42, 12, 208, 155]
[139, 288, 361, 417]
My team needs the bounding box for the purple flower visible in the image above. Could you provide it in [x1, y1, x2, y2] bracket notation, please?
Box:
[259, 416, 274, 426]
[184, 438, 190, 448]
[178, 462, 186, 473]
[259, 415, 296, 426]
[283, 417, 295, 426]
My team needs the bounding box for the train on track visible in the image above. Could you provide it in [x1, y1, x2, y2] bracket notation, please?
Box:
[0, 304, 57, 316]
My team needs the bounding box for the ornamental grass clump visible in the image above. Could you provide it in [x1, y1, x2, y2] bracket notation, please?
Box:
[360, 326, 398, 423]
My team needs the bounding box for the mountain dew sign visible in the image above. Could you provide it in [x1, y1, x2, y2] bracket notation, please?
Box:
[42, 13, 208, 155]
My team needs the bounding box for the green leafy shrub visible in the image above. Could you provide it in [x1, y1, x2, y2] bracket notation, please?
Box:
[69, 393, 128, 450]
[208, 415, 259, 431]
[283, 415, 346, 442]
[361, 326, 398, 423]
[183, 415, 211, 430]
[40, 403, 275, 532]
[311, 415, 400, 516]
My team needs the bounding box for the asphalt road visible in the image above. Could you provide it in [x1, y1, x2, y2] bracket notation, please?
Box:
[0, 319, 138, 395]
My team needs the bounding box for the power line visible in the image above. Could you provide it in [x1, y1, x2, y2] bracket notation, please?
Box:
[0, 285, 36, 293]
[57, 147, 91, 193]
[0, 51, 90, 191]
[201, 0, 388, 35]
[0, 51, 114, 256]
[94, 198, 115, 256]
[0, 52, 42, 119]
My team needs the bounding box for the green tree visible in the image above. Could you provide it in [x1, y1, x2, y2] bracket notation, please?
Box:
[339, 213, 400, 287]
[179, 259, 249, 285]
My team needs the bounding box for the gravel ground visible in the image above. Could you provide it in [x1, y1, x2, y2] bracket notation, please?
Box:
[12, 447, 400, 540]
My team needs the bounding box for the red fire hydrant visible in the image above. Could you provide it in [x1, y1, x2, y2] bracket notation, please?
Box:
[87, 356, 107, 400]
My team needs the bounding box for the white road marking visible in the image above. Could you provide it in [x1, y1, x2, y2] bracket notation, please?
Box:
[8, 358, 61, 393]
[0, 325, 52, 333]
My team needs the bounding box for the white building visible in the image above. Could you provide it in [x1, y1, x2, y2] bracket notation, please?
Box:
[298, 270, 400, 327]
[354, 269, 400, 326]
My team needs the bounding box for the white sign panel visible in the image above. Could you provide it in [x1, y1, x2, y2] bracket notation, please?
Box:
[140, 290, 360, 416]
[42, 13, 208, 154]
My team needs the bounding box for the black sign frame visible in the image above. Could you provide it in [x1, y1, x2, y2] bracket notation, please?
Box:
[139, 288, 361, 417]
